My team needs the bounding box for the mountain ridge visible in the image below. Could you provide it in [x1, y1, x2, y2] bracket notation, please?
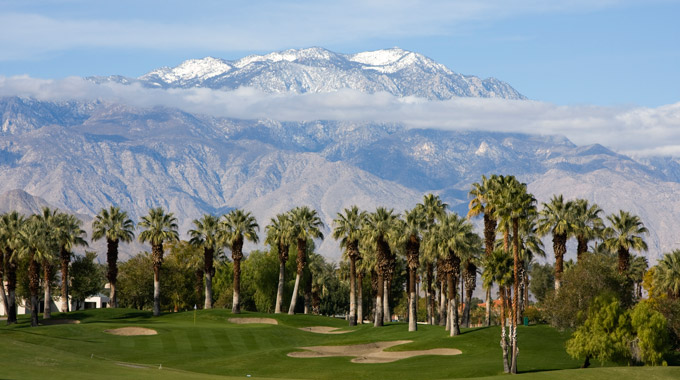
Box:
[90, 47, 526, 101]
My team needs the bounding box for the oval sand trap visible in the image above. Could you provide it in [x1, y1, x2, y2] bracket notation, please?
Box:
[228, 317, 278, 325]
[298, 326, 352, 334]
[104, 327, 157, 336]
[288, 340, 461, 363]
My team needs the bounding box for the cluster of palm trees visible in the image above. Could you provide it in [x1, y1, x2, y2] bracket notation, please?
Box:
[0, 209, 87, 327]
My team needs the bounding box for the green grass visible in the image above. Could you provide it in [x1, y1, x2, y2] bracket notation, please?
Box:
[1, 309, 677, 379]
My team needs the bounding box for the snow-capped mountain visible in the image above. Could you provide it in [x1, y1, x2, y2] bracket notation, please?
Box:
[1, 96, 678, 263]
[91, 47, 525, 100]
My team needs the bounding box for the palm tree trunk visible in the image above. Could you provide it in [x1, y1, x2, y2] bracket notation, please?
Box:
[426, 263, 433, 324]
[357, 272, 364, 324]
[304, 268, 312, 315]
[499, 286, 510, 373]
[449, 272, 461, 336]
[275, 261, 285, 313]
[29, 254, 39, 327]
[576, 236, 588, 261]
[617, 247, 630, 274]
[289, 238, 306, 315]
[349, 256, 357, 326]
[232, 258, 241, 314]
[511, 218, 520, 374]
[382, 279, 390, 324]
[152, 243, 163, 317]
[205, 271, 213, 309]
[43, 260, 52, 319]
[6, 256, 17, 324]
[439, 279, 446, 326]
[204, 246, 214, 309]
[288, 273, 301, 315]
[374, 272, 384, 327]
[409, 267, 417, 331]
[60, 247, 70, 312]
[553, 233, 567, 291]
[0, 251, 8, 317]
[485, 287, 491, 326]
[107, 238, 119, 308]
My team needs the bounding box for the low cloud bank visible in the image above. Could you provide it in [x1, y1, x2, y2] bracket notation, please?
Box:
[1, 75, 678, 156]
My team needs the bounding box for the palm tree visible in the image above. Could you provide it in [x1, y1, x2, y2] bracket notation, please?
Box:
[482, 247, 514, 373]
[332, 206, 367, 326]
[628, 255, 648, 300]
[92, 206, 135, 308]
[571, 199, 604, 261]
[653, 250, 680, 298]
[220, 209, 259, 314]
[537, 195, 574, 291]
[468, 175, 501, 326]
[17, 216, 55, 326]
[0, 211, 24, 324]
[460, 233, 483, 328]
[363, 207, 398, 326]
[54, 213, 88, 312]
[138, 207, 179, 317]
[188, 214, 221, 309]
[287, 206, 324, 315]
[399, 207, 425, 331]
[603, 210, 648, 274]
[435, 212, 476, 336]
[265, 213, 292, 314]
[35, 207, 60, 319]
[419, 194, 448, 325]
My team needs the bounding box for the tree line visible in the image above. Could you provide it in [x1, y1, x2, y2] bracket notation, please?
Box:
[1, 174, 679, 371]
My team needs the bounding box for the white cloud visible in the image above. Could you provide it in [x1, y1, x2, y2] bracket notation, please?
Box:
[1, 75, 679, 156]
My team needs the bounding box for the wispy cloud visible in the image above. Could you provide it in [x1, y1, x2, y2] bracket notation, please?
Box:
[0, 0, 646, 60]
[1, 75, 678, 156]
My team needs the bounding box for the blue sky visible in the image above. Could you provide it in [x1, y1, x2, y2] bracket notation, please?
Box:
[0, 0, 678, 107]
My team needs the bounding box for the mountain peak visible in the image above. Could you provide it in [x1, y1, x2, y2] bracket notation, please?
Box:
[125, 47, 526, 100]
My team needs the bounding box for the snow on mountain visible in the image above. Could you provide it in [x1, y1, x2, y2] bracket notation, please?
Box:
[91, 47, 525, 100]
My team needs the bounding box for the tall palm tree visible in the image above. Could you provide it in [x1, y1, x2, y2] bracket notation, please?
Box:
[363, 207, 398, 326]
[332, 206, 367, 326]
[603, 210, 648, 274]
[460, 233, 483, 328]
[400, 207, 425, 331]
[17, 216, 55, 327]
[92, 206, 135, 308]
[419, 194, 447, 325]
[0, 211, 24, 324]
[35, 207, 60, 319]
[653, 249, 680, 298]
[54, 213, 87, 312]
[188, 214, 221, 309]
[435, 212, 476, 336]
[220, 209, 259, 314]
[265, 213, 291, 314]
[287, 206, 324, 315]
[499, 178, 536, 374]
[138, 207, 179, 317]
[468, 174, 501, 326]
[571, 199, 604, 261]
[537, 194, 574, 291]
[482, 247, 514, 373]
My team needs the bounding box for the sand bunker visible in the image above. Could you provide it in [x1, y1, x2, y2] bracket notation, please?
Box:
[298, 326, 352, 334]
[40, 319, 80, 325]
[228, 317, 278, 325]
[104, 327, 158, 336]
[288, 340, 462, 363]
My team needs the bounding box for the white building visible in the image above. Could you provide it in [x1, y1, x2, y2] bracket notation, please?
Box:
[0, 294, 110, 316]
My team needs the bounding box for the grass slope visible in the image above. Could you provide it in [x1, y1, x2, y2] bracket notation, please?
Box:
[0, 309, 677, 380]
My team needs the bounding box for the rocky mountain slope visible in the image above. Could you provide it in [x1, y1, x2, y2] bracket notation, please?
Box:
[1, 96, 677, 262]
